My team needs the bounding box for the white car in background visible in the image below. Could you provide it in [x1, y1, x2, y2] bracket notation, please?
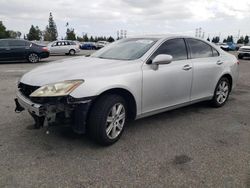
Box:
[238, 45, 250, 59]
[48, 40, 80, 55]
[96, 41, 110, 49]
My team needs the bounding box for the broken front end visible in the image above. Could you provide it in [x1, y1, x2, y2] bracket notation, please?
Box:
[14, 81, 93, 134]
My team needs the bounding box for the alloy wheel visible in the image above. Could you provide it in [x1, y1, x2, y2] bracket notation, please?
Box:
[216, 80, 229, 104]
[28, 53, 39, 63]
[106, 103, 126, 139]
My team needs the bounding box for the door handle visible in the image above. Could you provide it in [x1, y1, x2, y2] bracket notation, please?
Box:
[183, 64, 192, 71]
[216, 60, 224, 65]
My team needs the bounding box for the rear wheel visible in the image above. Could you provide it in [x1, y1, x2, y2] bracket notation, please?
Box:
[211, 77, 230, 107]
[69, 49, 76, 55]
[87, 94, 127, 146]
[28, 53, 39, 63]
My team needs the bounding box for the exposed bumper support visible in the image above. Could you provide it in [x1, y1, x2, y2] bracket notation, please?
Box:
[16, 90, 45, 116]
[15, 91, 93, 134]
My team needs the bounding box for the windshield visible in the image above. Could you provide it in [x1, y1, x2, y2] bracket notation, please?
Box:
[91, 38, 158, 60]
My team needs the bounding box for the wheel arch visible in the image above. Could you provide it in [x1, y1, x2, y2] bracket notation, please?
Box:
[219, 73, 233, 92]
[91, 88, 137, 120]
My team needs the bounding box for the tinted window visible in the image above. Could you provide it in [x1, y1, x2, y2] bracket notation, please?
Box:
[212, 48, 219, 57]
[0, 40, 9, 47]
[8, 40, 26, 47]
[151, 38, 187, 61]
[69, 41, 76, 45]
[92, 38, 157, 60]
[187, 39, 213, 58]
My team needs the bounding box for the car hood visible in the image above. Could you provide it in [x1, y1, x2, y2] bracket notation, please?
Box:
[20, 56, 140, 86]
[240, 46, 250, 50]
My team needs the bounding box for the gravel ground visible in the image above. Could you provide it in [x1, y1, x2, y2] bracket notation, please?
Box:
[0, 52, 249, 187]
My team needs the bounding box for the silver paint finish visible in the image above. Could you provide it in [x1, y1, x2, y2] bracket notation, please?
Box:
[19, 35, 239, 119]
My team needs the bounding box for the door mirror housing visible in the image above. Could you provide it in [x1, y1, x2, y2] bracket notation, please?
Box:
[152, 54, 173, 65]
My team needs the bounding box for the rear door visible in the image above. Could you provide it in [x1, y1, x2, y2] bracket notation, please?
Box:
[8, 40, 26, 60]
[62, 41, 70, 53]
[185, 38, 223, 100]
[0, 40, 11, 60]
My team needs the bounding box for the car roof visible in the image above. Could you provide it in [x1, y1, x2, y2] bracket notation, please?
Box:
[128, 34, 189, 40]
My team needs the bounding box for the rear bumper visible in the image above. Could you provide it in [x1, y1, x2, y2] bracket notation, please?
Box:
[40, 52, 50, 59]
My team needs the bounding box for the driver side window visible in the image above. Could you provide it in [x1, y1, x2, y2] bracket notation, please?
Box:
[151, 38, 188, 61]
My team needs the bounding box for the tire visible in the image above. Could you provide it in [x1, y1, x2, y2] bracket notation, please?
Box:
[238, 54, 243, 59]
[28, 53, 39, 63]
[87, 94, 127, 146]
[69, 49, 76, 55]
[211, 77, 231, 107]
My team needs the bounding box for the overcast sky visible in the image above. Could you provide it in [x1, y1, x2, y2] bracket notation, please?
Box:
[1, 0, 250, 40]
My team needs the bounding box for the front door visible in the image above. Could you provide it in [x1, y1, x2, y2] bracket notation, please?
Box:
[142, 38, 193, 113]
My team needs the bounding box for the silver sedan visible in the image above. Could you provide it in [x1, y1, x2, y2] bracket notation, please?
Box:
[15, 35, 239, 145]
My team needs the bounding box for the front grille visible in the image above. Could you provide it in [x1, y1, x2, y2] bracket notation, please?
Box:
[18, 82, 40, 98]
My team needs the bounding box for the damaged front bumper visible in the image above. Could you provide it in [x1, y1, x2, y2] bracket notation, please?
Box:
[14, 90, 93, 134]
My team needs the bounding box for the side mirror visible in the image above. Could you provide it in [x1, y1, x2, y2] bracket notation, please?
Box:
[152, 54, 173, 65]
[151, 54, 173, 70]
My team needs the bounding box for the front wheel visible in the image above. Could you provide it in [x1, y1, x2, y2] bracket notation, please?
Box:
[87, 95, 127, 146]
[211, 77, 230, 107]
[28, 53, 39, 63]
[238, 54, 243, 59]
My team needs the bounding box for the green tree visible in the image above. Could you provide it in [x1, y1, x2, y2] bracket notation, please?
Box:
[244, 35, 249, 44]
[83, 34, 89, 42]
[16, 31, 22, 39]
[66, 28, 76, 40]
[225, 35, 234, 43]
[89, 36, 94, 42]
[237, 36, 244, 44]
[27, 25, 42, 41]
[0, 21, 10, 39]
[212, 36, 220, 43]
[107, 36, 115, 42]
[44, 12, 58, 41]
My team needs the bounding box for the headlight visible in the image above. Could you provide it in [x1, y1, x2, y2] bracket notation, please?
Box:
[30, 80, 84, 97]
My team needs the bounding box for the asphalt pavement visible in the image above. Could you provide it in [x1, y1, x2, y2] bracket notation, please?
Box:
[0, 51, 249, 187]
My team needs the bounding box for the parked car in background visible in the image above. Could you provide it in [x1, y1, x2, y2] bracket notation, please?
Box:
[47, 40, 80, 55]
[96, 41, 109, 49]
[0, 39, 49, 63]
[238, 45, 250, 59]
[15, 35, 239, 145]
[218, 43, 229, 51]
[80, 42, 97, 50]
[218, 42, 237, 51]
[236, 43, 244, 51]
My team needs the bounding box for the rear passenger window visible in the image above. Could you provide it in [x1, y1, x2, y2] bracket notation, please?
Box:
[8, 40, 26, 47]
[152, 38, 187, 61]
[212, 48, 219, 57]
[0, 40, 9, 47]
[187, 39, 213, 58]
[69, 41, 76, 45]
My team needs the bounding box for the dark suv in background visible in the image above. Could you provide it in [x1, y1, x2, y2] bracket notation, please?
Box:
[0, 39, 50, 63]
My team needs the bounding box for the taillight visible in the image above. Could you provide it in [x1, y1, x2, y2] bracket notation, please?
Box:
[42, 47, 49, 52]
